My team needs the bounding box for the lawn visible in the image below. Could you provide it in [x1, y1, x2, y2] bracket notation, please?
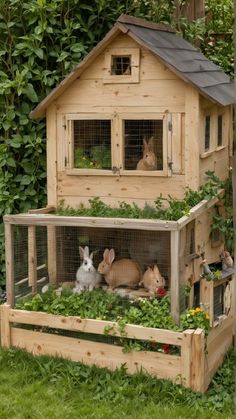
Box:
[0, 347, 234, 419]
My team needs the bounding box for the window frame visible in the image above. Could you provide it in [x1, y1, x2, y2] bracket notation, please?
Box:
[104, 48, 140, 84]
[118, 112, 169, 177]
[65, 113, 114, 176]
[64, 112, 171, 177]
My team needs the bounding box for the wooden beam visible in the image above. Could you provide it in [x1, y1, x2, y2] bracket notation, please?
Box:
[47, 225, 57, 283]
[11, 327, 181, 381]
[0, 304, 11, 348]
[191, 328, 205, 392]
[9, 309, 183, 345]
[181, 329, 194, 387]
[4, 213, 178, 231]
[4, 223, 14, 307]
[170, 230, 180, 323]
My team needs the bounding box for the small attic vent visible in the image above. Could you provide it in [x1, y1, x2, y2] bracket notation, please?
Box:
[111, 55, 131, 75]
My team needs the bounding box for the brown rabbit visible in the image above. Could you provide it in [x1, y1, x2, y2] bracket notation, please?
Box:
[136, 137, 157, 170]
[140, 265, 165, 294]
[97, 248, 142, 290]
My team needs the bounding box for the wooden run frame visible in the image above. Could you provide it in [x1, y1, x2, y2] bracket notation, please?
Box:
[3, 190, 223, 322]
[2, 191, 233, 392]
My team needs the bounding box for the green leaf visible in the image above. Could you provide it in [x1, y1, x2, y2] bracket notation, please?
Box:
[23, 84, 38, 102]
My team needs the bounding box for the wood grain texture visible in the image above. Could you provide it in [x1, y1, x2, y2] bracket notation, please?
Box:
[11, 327, 181, 381]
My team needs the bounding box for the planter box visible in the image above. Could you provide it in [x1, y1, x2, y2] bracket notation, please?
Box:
[0, 304, 233, 393]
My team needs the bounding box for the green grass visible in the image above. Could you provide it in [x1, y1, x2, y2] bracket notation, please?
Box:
[0, 347, 234, 419]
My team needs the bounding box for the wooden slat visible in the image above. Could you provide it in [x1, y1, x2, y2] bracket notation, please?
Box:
[191, 328, 205, 392]
[184, 86, 200, 190]
[46, 104, 57, 206]
[4, 223, 14, 307]
[28, 226, 37, 294]
[170, 230, 180, 323]
[11, 327, 181, 381]
[4, 213, 178, 231]
[9, 309, 183, 345]
[0, 304, 11, 348]
[28, 206, 55, 214]
[47, 226, 57, 283]
[181, 329, 194, 387]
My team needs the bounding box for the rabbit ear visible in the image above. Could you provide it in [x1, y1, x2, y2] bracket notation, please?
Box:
[153, 265, 160, 274]
[143, 138, 148, 150]
[103, 248, 110, 263]
[89, 252, 94, 260]
[79, 246, 85, 259]
[147, 137, 154, 151]
[84, 246, 89, 257]
[108, 248, 115, 264]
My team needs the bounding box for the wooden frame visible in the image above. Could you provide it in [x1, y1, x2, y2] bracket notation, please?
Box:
[0, 304, 233, 393]
[2, 190, 234, 393]
[64, 111, 172, 177]
[104, 47, 140, 84]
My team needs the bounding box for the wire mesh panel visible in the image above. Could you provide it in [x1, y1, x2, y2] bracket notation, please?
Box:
[73, 120, 111, 170]
[14, 226, 48, 301]
[124, 120, 163, 170]
[12, 223, 170, 302]
[55, 226, 170, 287]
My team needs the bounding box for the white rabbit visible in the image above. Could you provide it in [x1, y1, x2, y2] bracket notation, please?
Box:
[97, 248, 142, 290]
[73, 246, 101, 293]
[136, 137, 157, 171]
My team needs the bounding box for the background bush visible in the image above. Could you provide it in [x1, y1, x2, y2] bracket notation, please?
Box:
[0, 0, 233, 286]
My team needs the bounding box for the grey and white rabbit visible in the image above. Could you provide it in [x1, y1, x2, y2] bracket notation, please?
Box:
[73, 246, 101, 293]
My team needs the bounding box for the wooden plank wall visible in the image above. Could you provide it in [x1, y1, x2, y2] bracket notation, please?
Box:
[52, 34, 187, 207]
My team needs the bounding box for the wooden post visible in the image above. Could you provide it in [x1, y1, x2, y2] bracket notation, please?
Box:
[171, 230, 180, 323]
[4, 222, 14, 307]
[181, 329, 194, 388]
[46, 104, 57, 206]
[28, 226, 37, 295]
[0, 304, 11, 348]
[47, 225, 57, 283]
[191, 328, 205, 392]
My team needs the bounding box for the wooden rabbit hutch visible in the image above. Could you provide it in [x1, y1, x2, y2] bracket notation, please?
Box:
[1, 15, 234, 393]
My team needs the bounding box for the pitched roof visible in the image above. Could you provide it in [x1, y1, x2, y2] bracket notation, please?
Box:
[30, 14, 233, 118]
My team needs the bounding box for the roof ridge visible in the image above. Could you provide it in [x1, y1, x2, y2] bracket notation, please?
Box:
[117, 14, 175, 34]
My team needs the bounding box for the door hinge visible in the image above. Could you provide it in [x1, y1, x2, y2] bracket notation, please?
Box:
[168, 121, 173, 131]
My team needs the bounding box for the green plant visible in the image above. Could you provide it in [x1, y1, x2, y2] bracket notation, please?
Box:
[56, 171, 224, 221]
[180, 307, 210, 335]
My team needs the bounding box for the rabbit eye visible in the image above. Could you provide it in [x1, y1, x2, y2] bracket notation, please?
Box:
[145, 154, 149, 157]
[84, 261, 87, 265]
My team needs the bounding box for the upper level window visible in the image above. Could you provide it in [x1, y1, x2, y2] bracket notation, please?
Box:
[204, 115, 211, 151]
[104, 48, 140, 84]
[123, 120, 163, 170]
[111, 56, 131, 75]
[72, 120, 111, 170]
[217, 115, 223, 147]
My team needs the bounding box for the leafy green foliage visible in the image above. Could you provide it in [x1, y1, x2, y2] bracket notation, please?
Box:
[74, 145, 111, 169]
[180, 307, 210, 335]
[17, 288, 210, 335]
[0, 0, 233, 286]
[0, 345, 234, 416]
[56, 171, 224, 221]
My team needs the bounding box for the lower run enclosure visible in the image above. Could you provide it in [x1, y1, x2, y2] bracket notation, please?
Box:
[1, 196, 234, 393]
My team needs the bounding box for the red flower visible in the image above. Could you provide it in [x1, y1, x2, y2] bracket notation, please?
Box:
[162, 344, 170, 354]
[156, 287, 166, 297]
